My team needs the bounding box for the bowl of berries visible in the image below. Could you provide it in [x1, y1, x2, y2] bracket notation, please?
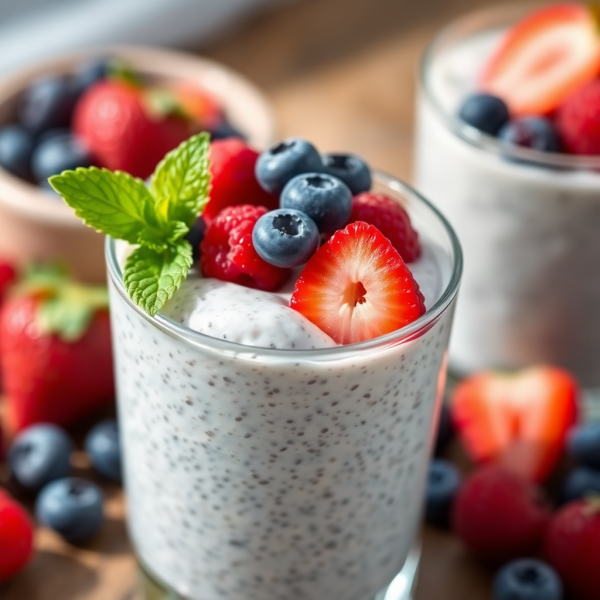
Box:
[0, 46, 275, 283]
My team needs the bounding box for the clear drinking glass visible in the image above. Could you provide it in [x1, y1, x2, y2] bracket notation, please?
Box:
[414, 4, 600, 388]
[106, 173, 462, 600]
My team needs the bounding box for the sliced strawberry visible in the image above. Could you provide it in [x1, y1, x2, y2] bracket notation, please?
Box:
[290, 221, 425, 345]
[480, 3, 600, 116]
[451, 367, 579, 482]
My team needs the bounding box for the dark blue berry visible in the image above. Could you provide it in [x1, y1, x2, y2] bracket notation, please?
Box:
[70, 58, 108, 99]
[19, 75, 76, 137]
[499, 117, 560, 153]
[9, 424, 73, 492]
[185, 218, 207, 262]
[567, 423, 600, 470]
[280, 173, 352, 233]
[493, 559, 563, 600]
[562, 467, 600, 503]
[424, 459, 461, 528]
[85, 419, 122, 482]
[252, 208, 319, 268]
[209, 120, 246, 141]
[255, 138, 322, 195]
[0, 125, 34, 180]
[31, 132, 93, 183]
[321, 153, 371, 195]
[435, 402, 454, 456]
[36, 477, 104, 543]
[458, 94, 510, 136]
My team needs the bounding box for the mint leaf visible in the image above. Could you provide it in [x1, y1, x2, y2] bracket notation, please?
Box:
[136, 220, 188, 252]
[123, 240, 193, 317]
[50, 168, 164, 245]
[151, 133, 211, 227]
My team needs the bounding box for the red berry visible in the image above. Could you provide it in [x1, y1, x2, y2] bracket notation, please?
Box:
[74, 80, 191, 179]
[290, 221, 425, 345]
[204, 139, 278, 225]
[0, 262, 16, 301]
[545, 500, 600, 600]
[556, 80, 600, 155]
[452, 465, 551, 563]
[348, 193, 421, 263]
[0, 493, 34, 583]
[200, 204, 290, 291]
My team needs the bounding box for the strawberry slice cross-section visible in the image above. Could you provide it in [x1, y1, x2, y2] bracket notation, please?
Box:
[290, 221, 426, 345]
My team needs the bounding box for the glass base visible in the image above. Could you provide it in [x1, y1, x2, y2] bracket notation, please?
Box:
[135, 546, 421, 600]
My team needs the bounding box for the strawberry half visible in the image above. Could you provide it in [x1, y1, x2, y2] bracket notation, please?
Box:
[480, 3, 600, 115]
[290, 221, 425, 345]
[451, 367, 579, 482]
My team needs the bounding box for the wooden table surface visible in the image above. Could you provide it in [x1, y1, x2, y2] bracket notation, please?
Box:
[1, 0, 528, 597]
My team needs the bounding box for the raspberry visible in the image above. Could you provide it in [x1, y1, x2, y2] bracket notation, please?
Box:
[556, 80, 600, 155]
[348, 193, 421, 263]
[0, 492, 34, 583]
[201, 205, 290, 291]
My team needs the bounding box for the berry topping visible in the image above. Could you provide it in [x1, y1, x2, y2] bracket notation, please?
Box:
[348, 193, 421, 263]
[31, 131, 93, 183]
[201, 204, 290, 291]
[36, 477, 104, 543]
[0, 493, 33, 583]
[205, 138, 278, 225]
[567, 422, 600, 470]
[85, 419, 121, 482]
[252, 208, 319, 268]
[280, 173, 352, 234]
[493, 559, 563, 600]
[544, 499, 600, 600]
[0, 261, 16, 301]
[70, 58, 108, 100]
[562, 467, 600, 503]
[290, 221, 425, 345]
[556, 80, 600, 155]
[452, 466, 551, 563]
[170, 83, 222, 129]
[321, 153, 372, 195]
[499, 116, 561, 153]
[458, 94, 510, 136]
[480, 3, 600, 116]
[425, 459, 462, 528]
[451, 367, 579, 482]
[255, 138, 323, 195]
[0, 126, 33, 180]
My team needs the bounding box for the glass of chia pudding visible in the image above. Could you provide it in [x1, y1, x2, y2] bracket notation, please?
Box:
[414, 3, 600, 387]
[105, 172, 461, 600]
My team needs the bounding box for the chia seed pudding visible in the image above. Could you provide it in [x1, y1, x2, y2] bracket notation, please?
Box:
[107, 176, 461, 600]
[414, 5, 600, 386]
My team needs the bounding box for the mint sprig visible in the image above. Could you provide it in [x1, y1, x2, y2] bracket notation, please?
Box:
[49, 132, 211, 317]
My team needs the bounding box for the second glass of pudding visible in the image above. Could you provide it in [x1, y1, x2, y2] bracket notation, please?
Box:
[107, 174, 461, 600]
[415, 4, 600, 387]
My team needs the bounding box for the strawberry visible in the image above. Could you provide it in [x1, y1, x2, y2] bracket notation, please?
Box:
[452, 465, 552, 563]
[0, 491, 34, 583]
[544, 499, 600, 600]
[0, 268, 114, 432]
[290, 221, 425, 345]
[556, 80, 600, 155]
[0, 261, 16, 301]
[480, 3, 600, 116]
[73, 80, 192, 179]
[451, 367, 579, 482]
[170, 83, 222, 129]
[204, 139, 278, 225]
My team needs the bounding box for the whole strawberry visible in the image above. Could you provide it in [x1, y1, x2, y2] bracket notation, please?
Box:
[452, 465, 552, 563]
[545, 499, 600, 600]
[0, 267, 114, 432]
[0, 490, 34, 583]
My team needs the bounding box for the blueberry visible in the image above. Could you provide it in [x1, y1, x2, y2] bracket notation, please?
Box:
[9, 424, 73, 492]
[562, 467, 600, 503]
[185, 218, 207, 262]
[19, 75, 76, 137]
[252, 208, 319, 268]
[209, 120, 246, 141]
[493, 559, 563, 600]
[567, 423, 600, 470]
[70, 58, 108, 99]
[31, 132, 93, 183]
[458, 93, 510, 136]
[36, 477, 104, 543]
[85, 419, 122, 482]
[499, 117, 560, 153]
[255, 138, 322, 195]
[0, 125, 34, 179]
[424, 459, 461, 528]
[321, 153, 371, 195]
[435, 402, 454, 456]
[280, 173, 352, 233]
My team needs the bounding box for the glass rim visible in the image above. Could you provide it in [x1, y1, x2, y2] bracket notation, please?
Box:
[419, 2, 600, 170]
[105, 171, 463, 360]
